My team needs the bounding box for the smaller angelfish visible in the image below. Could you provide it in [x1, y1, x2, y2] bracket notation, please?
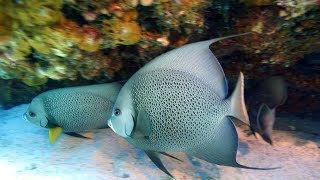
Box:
[24, 83, 122, 144]
[246, 76, 287, 145]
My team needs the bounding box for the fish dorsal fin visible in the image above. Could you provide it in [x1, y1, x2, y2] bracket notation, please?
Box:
[136, 33, 250, 99]
[48, 83, 122, 102]
[144, 151, 173, 178]
[49, 127, 63, 144]
[188, 117, 278, 170]
[132, 109, 152, 139]
[78, 83, 122, 101]
[257, 104, 276, 145]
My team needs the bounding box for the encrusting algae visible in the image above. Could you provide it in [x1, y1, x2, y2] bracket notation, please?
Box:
[0, 0, 209, 86]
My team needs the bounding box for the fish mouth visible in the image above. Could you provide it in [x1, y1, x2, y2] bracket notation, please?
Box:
[22, 113, 28, 121]
[108, 119, 116, 132]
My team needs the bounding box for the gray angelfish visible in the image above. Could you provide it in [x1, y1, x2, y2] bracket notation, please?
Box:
[247, 76, 287, 145]
[108, 35, 277, 177]
[24, 82, 122, 144]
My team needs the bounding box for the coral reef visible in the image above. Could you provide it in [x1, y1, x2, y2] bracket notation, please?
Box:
[0, 0, 319, 118]
[0, 0, 209, 88]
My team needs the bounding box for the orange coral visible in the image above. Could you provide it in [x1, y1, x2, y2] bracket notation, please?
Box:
[102, 17, 141, 46]
[122, 10, 139, 22]
[78, 26, 102, 52]
[114, 21, 141, 45]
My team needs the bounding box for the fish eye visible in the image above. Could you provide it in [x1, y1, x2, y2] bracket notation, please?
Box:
[29, 111, 36, 117]
[114, 108, 121, 116]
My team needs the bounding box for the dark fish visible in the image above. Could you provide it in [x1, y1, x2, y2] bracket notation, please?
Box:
[246, 76, 287, 145]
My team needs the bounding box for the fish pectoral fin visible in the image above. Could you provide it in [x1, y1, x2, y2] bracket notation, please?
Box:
[160, 152, 183, 162]
[257, 104, 276, 145]
[49, 127, 63, 144]
[64, 132, 93, 139]
[189, 117, 278, 170]
[133, 109, 152, 139]
[144, 151, 173, 178]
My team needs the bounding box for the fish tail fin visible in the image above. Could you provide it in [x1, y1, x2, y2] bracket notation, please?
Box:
[227, 72, 250, 125]
[257, 104, 276, 145]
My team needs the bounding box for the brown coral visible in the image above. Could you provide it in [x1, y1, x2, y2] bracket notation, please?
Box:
[0, 0, 211, 88]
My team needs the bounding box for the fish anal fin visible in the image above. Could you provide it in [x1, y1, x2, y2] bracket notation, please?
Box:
[144, 151, 173, 178]
[188, 117, 277, 170]
[49, 127, 62, 144]
[257, 104, 276, 145]
[189, 117, 240, 167]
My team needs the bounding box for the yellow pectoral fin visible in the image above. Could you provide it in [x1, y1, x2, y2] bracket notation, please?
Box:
[49, 127, 63, 144]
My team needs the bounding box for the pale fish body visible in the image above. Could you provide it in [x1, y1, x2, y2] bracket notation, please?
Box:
[25, 82, 122, 143]
[108, 34, 274, 177]
[125, 69, 237, 152]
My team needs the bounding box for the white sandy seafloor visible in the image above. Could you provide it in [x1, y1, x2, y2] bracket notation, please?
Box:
[0, 104, 319, 180]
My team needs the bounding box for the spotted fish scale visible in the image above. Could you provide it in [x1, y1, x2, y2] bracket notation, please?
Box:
[127, 69, 230, 152]
[39, 92, 113, 132]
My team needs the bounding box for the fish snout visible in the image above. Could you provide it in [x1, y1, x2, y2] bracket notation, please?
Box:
[108, 119, 116, 132]
[23, 113, 28, 122]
